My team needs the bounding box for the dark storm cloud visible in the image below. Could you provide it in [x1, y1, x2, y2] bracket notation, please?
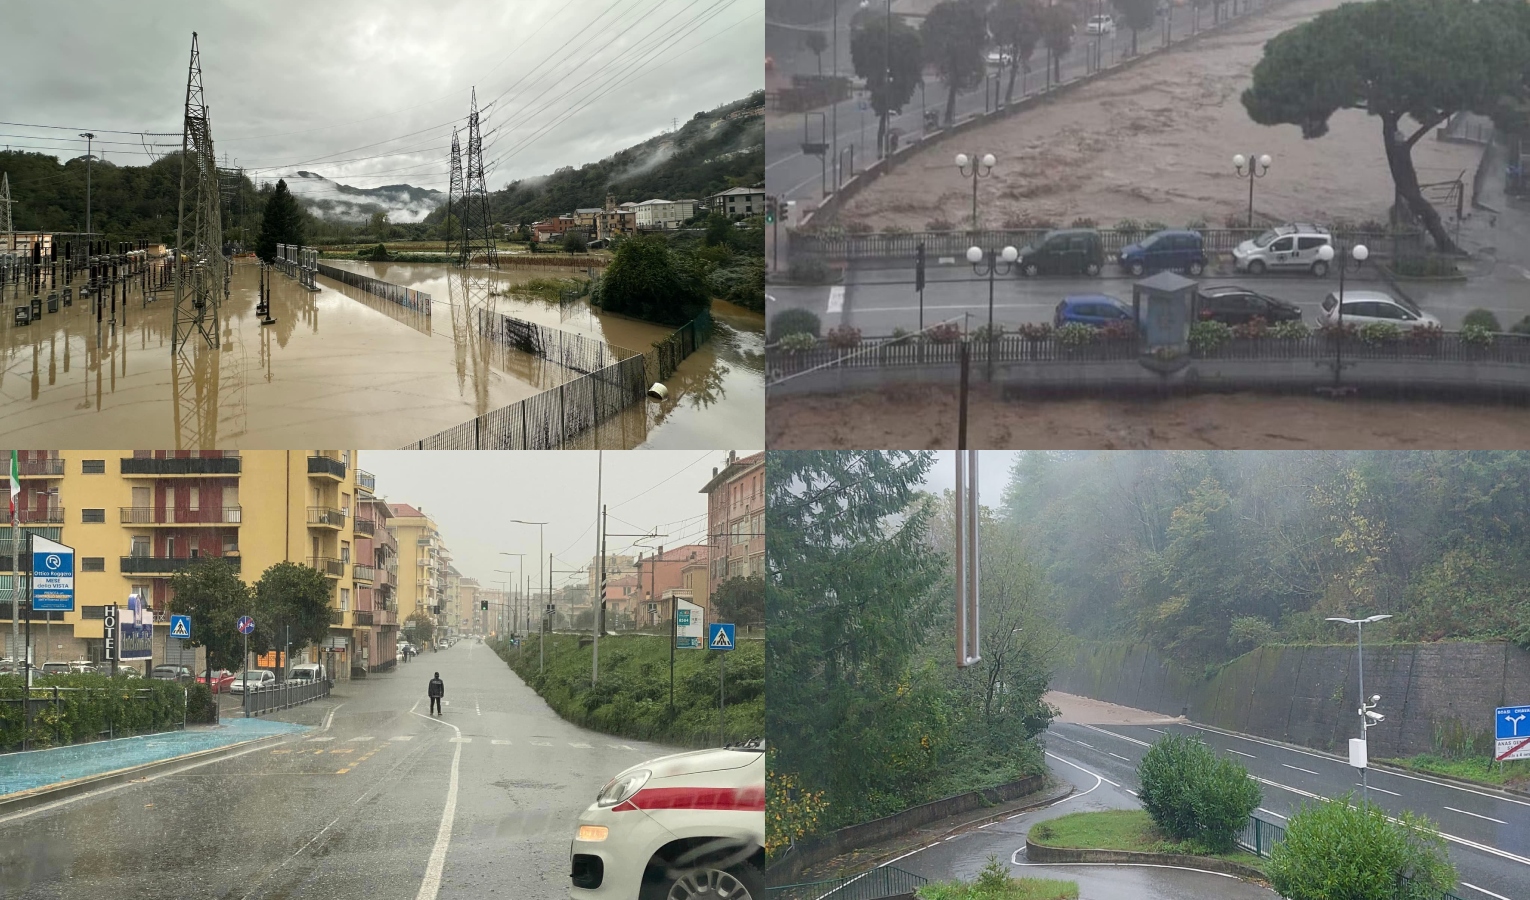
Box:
[2, 0, 762, 198]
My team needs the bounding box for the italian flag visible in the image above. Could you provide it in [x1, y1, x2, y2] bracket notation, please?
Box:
[7, 450, 17, 522]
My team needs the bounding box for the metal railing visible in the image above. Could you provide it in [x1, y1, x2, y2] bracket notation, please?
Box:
[352, 564, 376, 582]
[11, 457, 64, 477]
[315, 261, 431, 313]
[353, 610, 374, 626]
[306, 455, 347, 480]
[120, 555, 241, 574]
[121, 455, 241, 476]
[307, 506, 347, 528]
[16, 505, 64, 524]
[120, 506, 242, 525]
[352, 517, 376, 537]
[0, 685, 186, 752]
[355, 469, 376, 494]
[767, 865, 927, 900]
[1236, 813, 1286, 858]
[242, 676, 331, 717]
[308, 557, 345, 578]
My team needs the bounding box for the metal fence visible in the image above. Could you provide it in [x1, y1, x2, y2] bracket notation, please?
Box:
[1, 685, 186, 752]
[767, 865, 927, 900]
[241, 677, 331, 717]
[790, 228, 1426, 261]
[649, 309, 715, 384]
[481, 308, 635, 375]
[315, 261, 432, 314]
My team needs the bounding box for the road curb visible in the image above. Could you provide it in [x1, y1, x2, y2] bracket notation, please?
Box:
[1023, 837, 1266, 881]
[0, 731, 293, 817]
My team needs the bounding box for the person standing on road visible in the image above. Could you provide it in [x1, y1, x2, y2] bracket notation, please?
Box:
[428, 671, 444, 716]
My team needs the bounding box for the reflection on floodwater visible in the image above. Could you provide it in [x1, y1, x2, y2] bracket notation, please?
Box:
[0, 259, 764, 449]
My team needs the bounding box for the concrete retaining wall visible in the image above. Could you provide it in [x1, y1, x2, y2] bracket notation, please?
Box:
[1024, 838, 1266, 880]
[1052, 642, 1530, 758]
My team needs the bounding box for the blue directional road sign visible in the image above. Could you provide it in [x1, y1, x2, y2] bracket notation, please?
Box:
[170, 615, 192, 640]
[30, 535, 75, 611]
[237, 616, 255, 635]
[709, 623, 736, 652]
[1497, 705, 1530, 762]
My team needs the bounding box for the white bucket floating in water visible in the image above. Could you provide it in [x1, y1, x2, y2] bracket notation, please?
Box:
[647, 383, 669, 400]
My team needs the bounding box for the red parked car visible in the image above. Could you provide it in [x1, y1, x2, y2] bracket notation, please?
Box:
[199, 669, 236, 693]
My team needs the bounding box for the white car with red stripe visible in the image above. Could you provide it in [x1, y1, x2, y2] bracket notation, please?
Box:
[570, 740, 765, 900]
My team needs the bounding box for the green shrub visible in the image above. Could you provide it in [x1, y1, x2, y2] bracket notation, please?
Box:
[1511, 315, 1530, 335]
[973, 324, 1007, 341]
[1461, 309, 1502, 331]
[927, 218, 956, 231]
[1114, 218, 1141, 236]
[1459, 323, 1495, 345]
[1389, 255, 1459, 278]
[826, 325, 863, 348]
[1189, 320, 1234, 352]
[185, 683, 218, 724]
[1055, 322, 1098, 346]
[1070, 217, 1098, 229]
[1137, 733, 1261, 852]
[769, 307, 822, 340]
[0, 674, 187, 750]
[1358, 322, 1403, 344]
[787, 257, 830, 284]
[1142, 221, 1169, 234]
[779, 332, 818, 352]
[891, 327, 913, 342]
[1267, 795, 1456, 900]
[1269, 320, 1311, 340]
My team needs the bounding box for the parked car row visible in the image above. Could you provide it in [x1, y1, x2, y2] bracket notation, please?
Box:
[1053, 284, 1436, 330]
[1002, 224, 1351, 280]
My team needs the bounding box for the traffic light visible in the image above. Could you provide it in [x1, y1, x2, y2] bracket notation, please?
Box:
[915, 242, 926, 293]
[481, 600, 488, 611]
[765, 196, 776, 225]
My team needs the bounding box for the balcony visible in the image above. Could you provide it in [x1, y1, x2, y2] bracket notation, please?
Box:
[120, 506, 242, 526]
[309, 557, 345, 579]
[353, 564, 376, 583]
[121, 456, 241, 477]
[121, 555, 241, 575]
[13, 457, 64, 478]
[307, 455, 347, 481]
[373, 608, 397, 626]
[17, 505, 64, 524]
[356, 469, 376, 494]
[307, 506, 346, 530]
[353, 610, 374, 626]
[329, 609, 346, 626]
[353, 517, 376, 537]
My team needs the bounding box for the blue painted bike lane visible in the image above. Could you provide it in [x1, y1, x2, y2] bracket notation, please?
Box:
[0, 718, 309, 798]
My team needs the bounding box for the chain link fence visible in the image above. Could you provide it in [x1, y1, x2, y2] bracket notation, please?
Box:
[315, 261, 432, 313]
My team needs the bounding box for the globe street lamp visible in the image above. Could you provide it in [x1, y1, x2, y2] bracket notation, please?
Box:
[1316, 242, 1368, 386]
[1327, 614, 1392, 803]
[967, 243, 1018, 380]
[956, 152, 996, 229]
[1232, 153, 1271, 229]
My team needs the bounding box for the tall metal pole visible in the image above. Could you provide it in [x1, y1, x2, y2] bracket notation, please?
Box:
[592, 451, 602, 685]
[1358, 620, 1367, 803]
[81, 133, 95, 239]
[882, 0, 891, 159]
[10, 452, 18, 669]
[831, 2, 838, 190]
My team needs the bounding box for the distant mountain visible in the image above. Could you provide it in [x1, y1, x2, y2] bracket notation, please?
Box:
[281, 171, 444, 223]
[425, 91, 765, 229]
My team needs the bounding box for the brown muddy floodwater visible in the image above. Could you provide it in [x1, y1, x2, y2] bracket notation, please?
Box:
[332, 261, 765, 450]
[0, 261, 579, 448]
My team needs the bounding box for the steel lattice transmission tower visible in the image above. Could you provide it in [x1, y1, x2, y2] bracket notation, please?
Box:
[460, 88, 498, 268]
[0, 172, 13, 241]
[172, 31, 227, 353]
[445, 127, 463, 262]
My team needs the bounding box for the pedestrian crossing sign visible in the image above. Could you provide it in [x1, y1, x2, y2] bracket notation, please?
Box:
[708, 623, 735, 652]
[170, 614, 192, 640]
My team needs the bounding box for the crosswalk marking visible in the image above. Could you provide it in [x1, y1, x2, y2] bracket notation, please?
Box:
[491, 739, 511, 745]
[530, 740, 553, 747]
[347, 736, 374, 742]
[569, 742, 592, 749]
[450, 737, 473, 743]
[390, 735, 414, 741]
[330, 748, 354, 755]
[307, 737, 335, 742]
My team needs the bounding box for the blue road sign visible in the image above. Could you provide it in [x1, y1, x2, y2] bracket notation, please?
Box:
[1497, 706, 1530, 740]
[170, 615, 192, 640]
[709, 623, 736, 652]
[237, 616, 255, 635]
[30, 535, 75, 612]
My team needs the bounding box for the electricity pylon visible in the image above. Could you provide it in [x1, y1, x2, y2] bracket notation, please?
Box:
[460, 88, 498, 268]
[172, 31, 227, 353]
[0, 172, 13, 241]
[445, 128, 462, 262]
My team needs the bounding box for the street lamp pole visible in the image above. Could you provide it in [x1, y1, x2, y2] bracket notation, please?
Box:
[1316, 242, 1368, 387]
[80, 133, 95, 239]
[966, 243, 1018, 381]
[1327, 614, 1392, 804]
[1232, 153, 1272, 229]
[511, 520, 547, 631]
[955, 152, 996, 230]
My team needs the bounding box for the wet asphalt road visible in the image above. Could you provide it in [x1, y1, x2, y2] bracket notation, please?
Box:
[0, 641, 677, 900]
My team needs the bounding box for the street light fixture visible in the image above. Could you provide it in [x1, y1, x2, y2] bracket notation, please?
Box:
[509, 521, 547, 635]
[966, 244, 1018, 380]
[1316, 242, 1368, 387]
[955, 152, 996, 229]
[1232, 153, 1272, 229]
[1327, 614, 1392, 803]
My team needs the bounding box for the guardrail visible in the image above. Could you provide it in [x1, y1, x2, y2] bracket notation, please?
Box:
[767, 865, 926, 900]
[242, 677, 331, 717]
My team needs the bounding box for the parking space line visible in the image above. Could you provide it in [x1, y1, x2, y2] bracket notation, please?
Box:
[1108, 752, 1131, 762]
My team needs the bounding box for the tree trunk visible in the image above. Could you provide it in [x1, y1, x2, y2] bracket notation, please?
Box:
[1005, 57, 1020, 104]
[945, 79, 959, 126]
[876, 113, 887, 159]
[1381, 115, 1457, 253]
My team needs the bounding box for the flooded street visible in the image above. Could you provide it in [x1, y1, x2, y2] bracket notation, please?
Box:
[0, 260, 762, 449]
[334, 260, 765, 450]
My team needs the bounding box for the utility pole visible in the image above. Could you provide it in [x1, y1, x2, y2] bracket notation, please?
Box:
[592, 451, 602, 685]
[80, 133, 95, 238]
[8, 450, 19, 672]
[446, 128, 462, 262]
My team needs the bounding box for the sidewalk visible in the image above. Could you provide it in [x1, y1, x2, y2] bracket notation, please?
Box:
[0, 717, 308, 799]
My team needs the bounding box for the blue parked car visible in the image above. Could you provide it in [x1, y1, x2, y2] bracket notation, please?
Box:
[1117, 229, 1208, 277]
[1054, 294, 1134, 327]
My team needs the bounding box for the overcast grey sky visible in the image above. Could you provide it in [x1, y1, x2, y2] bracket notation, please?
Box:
[359, 451, 734, 594]
[3, 0, 761, 197]
[922, 451, 1021, 508]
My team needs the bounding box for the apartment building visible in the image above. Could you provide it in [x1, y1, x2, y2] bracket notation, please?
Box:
[354, 493, 400, 673]
[633, 544, 711, 626]
[633, 198, 697, 230]
[2, 450, 373, 676]
[707, 186, 765, 218]
[386, 503, 440, 630]
[701, 451, 765, 596]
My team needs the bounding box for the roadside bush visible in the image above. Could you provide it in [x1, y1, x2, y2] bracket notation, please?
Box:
[0, 674, 187, 750]
[1137, 733, 1261, 852]
[1142, 220, 1169, 234]
[1016, 321, 1054, 341]
[1114, 218, 1141, 237]
[185, 683, 218, 724]
[1358, 322, 1404, 344]
[1511, 315, 1530, 335]
[884, 224, 910, 235]
[1189, 320, 1234, 352]
[843, 220, 874, 233]
[1268, 320, 1311, 340]
[826, 325, 863, 348]
[787, 257, 831, 284]
[1070, 217, 1098, 229]
[1055, 322, 1098, 346]
[779, 332, 818, 352]
[916, 857, 1078, 900]
[1228, 616, 1278, 653]
[360, 243, 391, 261]
[1407, 322, 1445, 343]
[1389, 255, 1459, 278]
[1267, 795, 1456, 900]
[769, 307, 822, 340]
[926, 322, 963, 343]
[1098, 320, 1136, 342]
[1459, 323, 1495, 345]
[1319, 321, 1358, 341]
[973, 324, 1007, 341]
[1461, 308, 1502, 331]
[891, 327, 913, 343]
[1184, 219, 1209, 232]
[1231, 316, 1269, 340]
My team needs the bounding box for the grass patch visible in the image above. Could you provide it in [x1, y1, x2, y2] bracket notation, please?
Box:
[1029, 810, 1265, 872]
[917, 878, 1078, 900]
[490, 276, 589, 302]
[1380, 754, 1530, 790]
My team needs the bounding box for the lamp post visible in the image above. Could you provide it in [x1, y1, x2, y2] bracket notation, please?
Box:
[496, 555, 523, 632]
[1326, 614, 1392, 803]
[955, 152, 996, 229]
[1232, 153, 1271, 229]
[80, 133, 95, 239]
[1316, 242, 1368, 387]
[509, 521, 547, 630]
[966, 244, 1018, 380]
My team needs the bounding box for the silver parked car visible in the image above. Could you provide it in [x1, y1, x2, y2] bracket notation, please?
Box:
[228, 670, 277, 693]
[1319, 290, 1440, 330]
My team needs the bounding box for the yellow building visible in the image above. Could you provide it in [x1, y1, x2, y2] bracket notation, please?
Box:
[459, 577, 479, 633]
[2, 450, 389, 677]
[386, 502, 441, 631]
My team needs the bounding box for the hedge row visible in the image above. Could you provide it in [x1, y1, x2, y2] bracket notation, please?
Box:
[0, 674, 189, 751]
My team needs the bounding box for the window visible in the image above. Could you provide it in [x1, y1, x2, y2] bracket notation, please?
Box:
[1297, 236, 1328, 251]
[341, 589, 350, 611]
[81, 558, 105, 572]
[166, 537, 177, 558]
[222, 534, 238, 556]
[341, 541, 350, 564]
[132, 486, 150, 508]
[189, 486, 199, 511]
[1271, 237, 1293, 252]
[82, 460, 105, 474]
[132, 585, 150, 603]
[131, 536, 149, 557]
[82, 606, 105, 619]
[81, 509, 106, 523]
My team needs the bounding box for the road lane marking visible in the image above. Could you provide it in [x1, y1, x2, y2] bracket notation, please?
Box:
[449, 737, 472, 743]
[1108, 752, 1131, 762]
[1357, 783, 1400, 796]
[410, 707, 465, 900]
[1461, 882, 1515, 900]
[390, 736, 414, 741]
[1147, 728, 1167, 735]
[1125, 789, 1138, 796]
[827, 286, 844, 314]
[1256, 808, 1288, 820]
[1045, 751, 1113, 798]
[475, 702, 481, 716]
[1225, 749, 1257, 759]
[531, 740, 553, 747]
[492, 739, 511, 745]
[1078, 724, 1150, 748]
[607, 744, 634, 750]
[329, 748, 354, 755]
[336, 768, 350, 775]
[347, 736, 374, 742]
[1076, 741, 1094, 749]
[307, 737, 335, 742]
[1444, 807, 1509, 825]
[1282, 764, 1321, 776]
[570, 742, 592, 749]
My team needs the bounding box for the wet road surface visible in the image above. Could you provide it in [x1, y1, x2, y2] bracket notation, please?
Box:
[0, 640, 677, 900]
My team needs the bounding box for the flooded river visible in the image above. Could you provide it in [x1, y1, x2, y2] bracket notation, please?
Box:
[0, 259, 759, 449]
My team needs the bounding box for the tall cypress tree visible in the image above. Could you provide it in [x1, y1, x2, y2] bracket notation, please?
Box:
[256, 178, 305, 263]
